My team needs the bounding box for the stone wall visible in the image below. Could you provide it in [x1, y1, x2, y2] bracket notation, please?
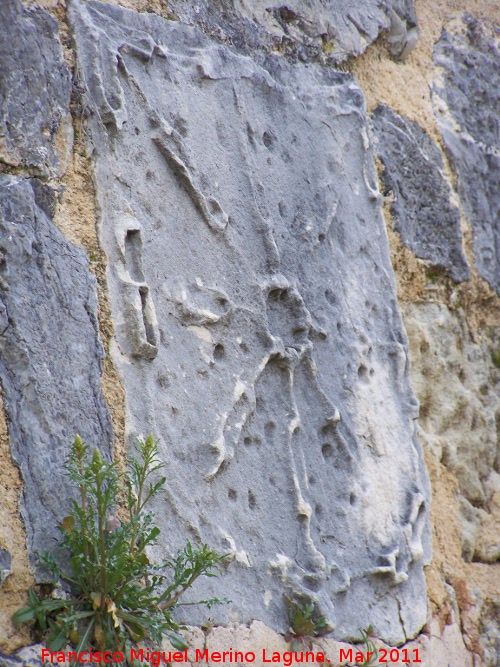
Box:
[0, 0, 499, 664]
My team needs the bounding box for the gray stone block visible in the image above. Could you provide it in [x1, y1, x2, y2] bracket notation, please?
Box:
[0, 175, 113, 576]
[0, 0, 72, 178]
[371, 104, 469, 282]
[70, 0, 430, 644]
[433, 15, 500, 294]
[166, 0, 418, 63]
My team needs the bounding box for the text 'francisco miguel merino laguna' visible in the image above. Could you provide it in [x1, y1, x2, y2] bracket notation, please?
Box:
[41, 646, 422, 664]
[41, 648, 327, 666]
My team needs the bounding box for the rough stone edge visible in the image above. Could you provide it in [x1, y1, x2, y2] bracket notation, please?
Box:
[0, 0, 127, 652]
[0, 389, 33, 652]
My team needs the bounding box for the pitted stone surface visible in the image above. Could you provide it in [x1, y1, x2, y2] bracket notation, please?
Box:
[71, 0, 430, 643]
[433, 15, 500, 294]
[402, 303, 500, 562]
[371, 105, 469, 282]
[0, 0, 72, 178]
[167, 0, 418, 63]
[0, 176, 113, 575]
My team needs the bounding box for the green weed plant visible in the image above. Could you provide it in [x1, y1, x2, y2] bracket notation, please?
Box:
[13, 435, 227, 656]
[284, 597, 328, 651]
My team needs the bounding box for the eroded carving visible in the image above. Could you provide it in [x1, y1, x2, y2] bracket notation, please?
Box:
[71, 0, 430, 644]
[113, 211, 159, 359]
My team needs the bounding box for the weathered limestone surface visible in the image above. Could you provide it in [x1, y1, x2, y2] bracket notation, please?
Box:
[70, 0, 430, 644]
[433, 15, 500, 294]
[0, 176, 113, 572]
[402, 303, 500, 563]
[371, 104, 469, 282]
[0, 0, 72, 178]
[167, 0, 419, 63]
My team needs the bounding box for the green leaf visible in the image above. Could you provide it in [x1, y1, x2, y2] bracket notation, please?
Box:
[47, 622, 69, 651]
[12, 606, 36, 624]
[76, 618, 95, 653]
[165, 631, 188, 651]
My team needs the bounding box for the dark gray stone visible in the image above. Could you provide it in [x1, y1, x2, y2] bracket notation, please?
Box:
[433, 15, 500, 294]
[371, 104, 469, 282]
[0, 175, 113, 576]
[166, 0, 418, 64]
[70, 0, 430, 644]
[0, 0, 72, 178]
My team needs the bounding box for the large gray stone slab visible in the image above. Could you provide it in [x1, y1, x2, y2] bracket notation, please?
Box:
[371, 104, 469, 282]
[168, 0, 418, 63]
[433, 15, 500, 294]
[70, 0, 430, 644]
[0, 176, 113, 575]
[0, 0, 72, 178]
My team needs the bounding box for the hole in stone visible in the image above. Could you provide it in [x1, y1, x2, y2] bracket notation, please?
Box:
[246, 122, 255, 147]
[322, 443, 333, 460]
[369, 368, 374, 376]
[244, 436, 252, 446]
[124, 229, 144, 283]
[420, 342, 430, 355]
[292, 426, 300, 435]
[279, 6, 299, 21]
[318, 233, 325, 242]
[213, 343, 225, 360]
[263, 131, 274, 149]
[358, 365, 368, 381]
[325, 289, 336, 305]
[248, 490, 256, 509]
[228, 488, 237, 501]
[337, 322, 342, 332]
[139, 286, 157, 347]
[349, 493, 356, 506]
[268, 287, 286, 302]
[292, 327, 306, 339]
[309, 476, 316, 485]
[134, 126, 140, 135]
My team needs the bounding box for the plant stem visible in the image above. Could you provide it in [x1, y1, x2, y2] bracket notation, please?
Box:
[158, 573, 198, 610]
[96, 471, 107, 613]
[77, 447, 90, 559]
